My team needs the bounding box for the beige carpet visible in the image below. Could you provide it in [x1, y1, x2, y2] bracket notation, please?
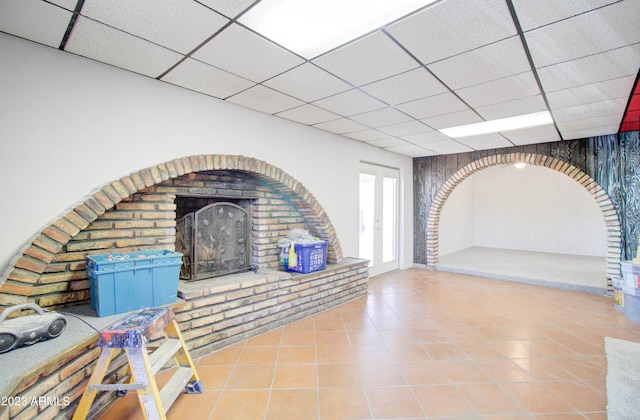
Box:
[435, 246, 607, 295]
[605, 337, 640, 419]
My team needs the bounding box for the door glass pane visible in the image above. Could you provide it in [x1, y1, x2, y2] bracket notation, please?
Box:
[359, 173, 375, 266]
[382, 176, 397, 263]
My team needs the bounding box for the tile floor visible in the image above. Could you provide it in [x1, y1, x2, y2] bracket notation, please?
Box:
[100, 269, 640, 419]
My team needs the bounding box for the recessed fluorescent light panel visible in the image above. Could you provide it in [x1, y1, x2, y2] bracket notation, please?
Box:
[439, 111, 554, 138]
[239, 0, 437, 59]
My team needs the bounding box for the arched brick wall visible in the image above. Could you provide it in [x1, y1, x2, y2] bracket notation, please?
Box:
[0, 155, 343, 308]
[425, 152, 622, 286]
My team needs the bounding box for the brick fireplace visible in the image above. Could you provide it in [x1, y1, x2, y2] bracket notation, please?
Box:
[0, 153, 374, 350]
[0, 154, 351, 308]
[0, 155, 369, 419]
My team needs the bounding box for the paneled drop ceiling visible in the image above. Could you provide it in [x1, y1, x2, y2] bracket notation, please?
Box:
[1, 0, 639, 157]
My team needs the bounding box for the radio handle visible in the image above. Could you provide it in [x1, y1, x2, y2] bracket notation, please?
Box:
[0, 303, 46, 324]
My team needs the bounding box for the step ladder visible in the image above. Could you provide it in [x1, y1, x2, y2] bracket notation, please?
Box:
[72, 307, 202, 420]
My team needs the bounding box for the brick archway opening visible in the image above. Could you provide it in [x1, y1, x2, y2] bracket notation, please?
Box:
[425, 153, 621, 291]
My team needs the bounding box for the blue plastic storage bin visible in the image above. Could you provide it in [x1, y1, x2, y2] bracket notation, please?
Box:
[285, 241, 328, 274]
[86, 250, 183, 316]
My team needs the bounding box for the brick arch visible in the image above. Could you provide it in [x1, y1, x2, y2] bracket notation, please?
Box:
[425, 152, 621, 284]
[0, 154, 343, 307]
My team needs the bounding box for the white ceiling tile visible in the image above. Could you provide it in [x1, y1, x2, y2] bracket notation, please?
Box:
[263, 63, 352, 102]
[386, 0, 516, 64]
[343, 129, 393, 142]
[365, 138, 410, 148]
[312, 31, 419, 86]
[512, 0, 618, 31]
[384, 144, 437, 157]
[552, 98, 628, 122]
[81, 0, 228, 54]
[161, 58, 254, 99]
[457, 133, 513, 150]
[428, 37, 530, 90]
[226, 85, 304, 114]
[561, 126, 620, 140]
[421, 110, 484, 130]
[378, 120, 433, 137]
[546, 76, 635, 109]
[536, 44, 640, 92]
[501, 124, 561, 145]
[312, 89, 386, 116]
[350, 108, 413, 128]
[312, 118, 369, 134]
[196, 0, 255, 19]
[360, 68, 448, 105]
[396, 93, 470, 119]
[193, 24, 304, 82]
[525, 1, 640, 67]
[65, 17, 183, 78]
[456, 72, 540, 108]
[557, 114, 622, 132]
[0, 0, 71, 48]
[48, 0, 77, 11]
[401, 130, 452, 146]
[475, 95, 548, 120]
[275, 104, 340, 125]
[424, 140, 473, 154]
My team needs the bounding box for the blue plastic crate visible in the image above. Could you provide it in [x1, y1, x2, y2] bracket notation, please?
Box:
[285, 241, 328, 274]
[86, 250, 183, 317]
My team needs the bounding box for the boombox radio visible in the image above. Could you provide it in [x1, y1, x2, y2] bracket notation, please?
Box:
[0, 303, 67, 353]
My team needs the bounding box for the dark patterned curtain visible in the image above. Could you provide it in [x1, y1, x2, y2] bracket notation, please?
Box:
[589, 133, 640, 261]
[620, 131, 640, 260]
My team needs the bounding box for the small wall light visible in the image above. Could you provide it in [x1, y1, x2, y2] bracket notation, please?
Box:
[514, 162, 526, 169]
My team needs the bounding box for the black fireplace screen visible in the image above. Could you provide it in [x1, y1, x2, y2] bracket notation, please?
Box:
[175, 202, 251, 281]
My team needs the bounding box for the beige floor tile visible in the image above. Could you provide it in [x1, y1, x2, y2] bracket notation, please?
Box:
[397, 361, 450, 385]
[266, 389, 318, 420]
[318, 387, 372, 420]
[475, 358, 535, 383]
[317, 363, 361, 387]
[278, 345, 316, 364]
[226, 365, 275, 389]
[458, 383, 527, 415]
[272, 364, 317, 388]
[245, 329, 282, 347]
[211, 390, 269, 420]
[366, 386, 425, 419]
[500, 382, 576, 414]
[316, 329, 350, 346]
[99, 269, 640, 420]
[412, 384, 476, 417]
[544, 381, 607, 412]
[196, 364, 234, 389]
[237, 346, 279, 365]
[197, 345, 243, 365]
[436, 359, 493, 383]
[358, 363, 407, 387]
[316, 345, 354, 364]
[422, 342, 469, 361]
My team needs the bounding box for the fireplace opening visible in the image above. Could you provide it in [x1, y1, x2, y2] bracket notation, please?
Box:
[175, 196, 253, 281]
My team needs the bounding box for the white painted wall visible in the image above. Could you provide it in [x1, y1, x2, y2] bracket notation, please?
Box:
[439, 164, 607, 257]
[0, 34, 413, 277]
[438, 175, 475, 256]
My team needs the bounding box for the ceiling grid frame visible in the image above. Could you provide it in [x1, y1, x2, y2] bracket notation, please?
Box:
[1, 0, 638, 156]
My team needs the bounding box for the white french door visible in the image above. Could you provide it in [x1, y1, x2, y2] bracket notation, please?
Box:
[359, 162, 400, 277]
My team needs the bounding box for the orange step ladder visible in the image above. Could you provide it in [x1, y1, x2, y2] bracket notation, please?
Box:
[72, 307, 202, 420]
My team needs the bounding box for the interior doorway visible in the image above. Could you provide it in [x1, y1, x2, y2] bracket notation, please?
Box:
[359, 162, 399, 277]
